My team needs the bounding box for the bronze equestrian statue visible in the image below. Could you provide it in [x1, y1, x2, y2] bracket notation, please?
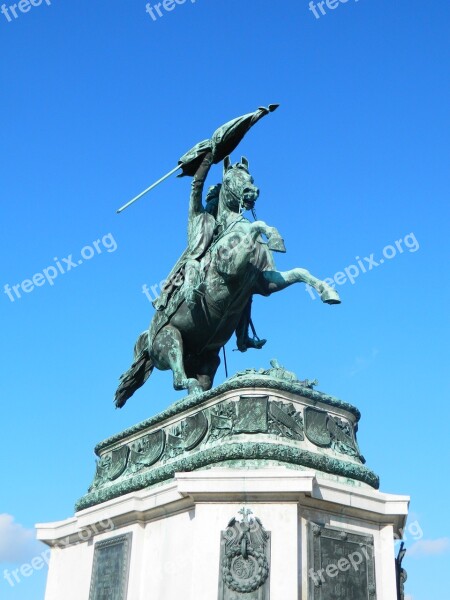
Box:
[115, 106, 340, 408]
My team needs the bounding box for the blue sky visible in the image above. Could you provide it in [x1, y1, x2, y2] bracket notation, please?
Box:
[0, 0, 449, 598]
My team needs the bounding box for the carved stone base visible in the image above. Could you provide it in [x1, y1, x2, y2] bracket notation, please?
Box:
[37, 468, 408, 600]
[76, 373, 378, 511]
[36, 374, 409, 600]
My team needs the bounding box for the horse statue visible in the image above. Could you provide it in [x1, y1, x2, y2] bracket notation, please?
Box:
[115, 151, 340, 408]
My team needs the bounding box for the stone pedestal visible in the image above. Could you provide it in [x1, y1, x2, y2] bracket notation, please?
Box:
[36, 370, 409, 600]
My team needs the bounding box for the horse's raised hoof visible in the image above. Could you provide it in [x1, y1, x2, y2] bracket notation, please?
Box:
[320, 288, 341, 305]
[268, 234, 286, 253]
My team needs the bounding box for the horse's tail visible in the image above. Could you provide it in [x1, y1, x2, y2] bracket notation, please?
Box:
[114, 332, 154, 409]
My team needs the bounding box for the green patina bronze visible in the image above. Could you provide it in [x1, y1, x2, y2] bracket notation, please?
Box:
[79, 108, 381, 516]
[114, 106, 340, 408]
[77, 365, 378, 512]
[103, 367, 360, 453]
[219, 509, 271, 598]
[76, 441, 379, 511]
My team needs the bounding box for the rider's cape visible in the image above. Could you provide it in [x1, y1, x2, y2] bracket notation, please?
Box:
[150, 212, 216, 345]
[153, 212, 216, 308]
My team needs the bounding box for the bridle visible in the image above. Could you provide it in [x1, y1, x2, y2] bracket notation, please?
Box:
[222, 172, 258, 219]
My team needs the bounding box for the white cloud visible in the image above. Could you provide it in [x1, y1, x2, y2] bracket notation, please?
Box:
[0, 514, 45, 564]
[408, 538, 450, 557]
[405, 595, 413, 600]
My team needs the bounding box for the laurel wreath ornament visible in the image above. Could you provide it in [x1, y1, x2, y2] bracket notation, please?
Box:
[222, 545, 269, 593]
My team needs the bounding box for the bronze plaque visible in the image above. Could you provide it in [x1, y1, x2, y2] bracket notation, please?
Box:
[308, 524, 376, 600]
[109, 447, 130, 481]
[234, 396, 269, 433]
[89, 533, 132, 600]
[129, 429, 165, 469]
[304, 408, 331, 447]
[184, 411, 209, 450]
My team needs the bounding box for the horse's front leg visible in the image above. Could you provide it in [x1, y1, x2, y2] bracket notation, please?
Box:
[252, 221, 286, 253]
[261, 268, 341, 304]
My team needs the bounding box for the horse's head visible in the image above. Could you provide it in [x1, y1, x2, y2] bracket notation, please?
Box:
[219, 156, 260, 214]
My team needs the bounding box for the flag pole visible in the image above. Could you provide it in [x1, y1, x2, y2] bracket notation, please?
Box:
[116, 164, 181, 214]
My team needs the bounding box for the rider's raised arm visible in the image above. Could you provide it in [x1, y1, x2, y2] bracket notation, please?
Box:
[189, 151, 213, 221]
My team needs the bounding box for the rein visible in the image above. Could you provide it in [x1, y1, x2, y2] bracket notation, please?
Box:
[222, 177, 258, 222]
[195, 237, 262, 357]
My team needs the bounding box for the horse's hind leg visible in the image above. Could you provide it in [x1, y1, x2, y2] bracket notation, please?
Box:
[151, 325, 202, 394]
[185, 350, 221, 392]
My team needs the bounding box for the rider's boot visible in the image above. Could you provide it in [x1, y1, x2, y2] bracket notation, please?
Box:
[153, 291, 169, 311]
[237, 336, 267, 352]
[186, 282, 206, 311]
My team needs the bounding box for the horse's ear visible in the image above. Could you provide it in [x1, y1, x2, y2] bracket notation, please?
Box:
[241, 156, 249, 171]
[223, 156, 231, 174]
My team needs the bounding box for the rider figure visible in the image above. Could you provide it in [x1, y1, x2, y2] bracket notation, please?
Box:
[156, 152, 266, 352]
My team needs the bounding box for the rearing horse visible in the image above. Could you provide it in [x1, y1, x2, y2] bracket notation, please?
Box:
[115, 153, 340, 407]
